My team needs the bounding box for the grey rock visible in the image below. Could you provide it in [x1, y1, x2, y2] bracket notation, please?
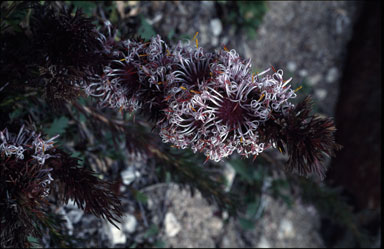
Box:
[164, 212, 181, 237]
[277, 218, 295, 239]
[308, 73, 322, 86]
[315, 88, 328, 100]
[121, 167, 140, 185]
[326, 67, 339, 83]
[104, 221, 126, 246]
[298, 69, 308, 77]
[257, 236, 272, 248]
[210, 19, 223, 37]
[287, 61, 297, 72]
[67, 209, 84, 224]
[122, 214, 137, 234]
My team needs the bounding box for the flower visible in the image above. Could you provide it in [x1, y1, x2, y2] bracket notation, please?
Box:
[0, 125, 59, 165]
[76, 29, 340, 178]
[160, 43, 297, 162]
[262, 97, 342, 179]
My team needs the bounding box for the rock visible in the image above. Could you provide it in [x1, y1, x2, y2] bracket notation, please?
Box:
[286, 61, 297, 72]
[57, 207, 74, 236]
[277, 218, 295, 239]
[121, 167, 140, 185]
[315, 88, 327, 100]
[257, 236, 271, 248]
[210, 19, 223, 37]
[208, 217, 224, 236]
[307, 73, 322, 86]
[326, 67, 339, 83]
[122, 214, 137, 234]
[164, 212, 181, 237]
[67, 209, 84, 224]
[298, 69, 308, 77]
[104, 221, 126, 246]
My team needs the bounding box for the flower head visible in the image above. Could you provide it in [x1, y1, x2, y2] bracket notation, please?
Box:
[160, 45, 297, 162]
[75, 29, 340, 178]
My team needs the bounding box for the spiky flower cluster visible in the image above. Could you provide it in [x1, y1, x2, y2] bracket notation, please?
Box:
[1, 125, 59, 165]
[0, 125, 123, 247]
[84, 35, 305, 162]
[0, 125, 58, 197]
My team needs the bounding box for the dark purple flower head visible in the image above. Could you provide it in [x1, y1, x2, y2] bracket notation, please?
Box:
[77, 29, 340, 178]
[280, 97, 342, 179]
[160, 45, 296, 161]
[31, 4, 103, 68]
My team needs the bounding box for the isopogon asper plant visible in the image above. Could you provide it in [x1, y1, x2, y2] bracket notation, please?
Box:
[83, 30, 341, 179]
[1, 2, 342, 247]
[1, 3, 341, 179]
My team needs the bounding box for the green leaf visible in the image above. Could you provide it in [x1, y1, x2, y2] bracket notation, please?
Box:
[46, 116, 69, 137]
[27, 235, 42, 248]
[230, 159, 253, 182]
[238, 217, 255, 230]
[246, 200, 260, 218]
[165, 171, 172, 183]
[154, 240, 166, 248]
[69, 1, 96, 16]
[9, 108, 24, 121]
[138, 15, 156, 40]
[70, 151, 85, 167]
[144, 224, 159, 238]
[167, 29, 175, 41]
[135, 191, 148, 204]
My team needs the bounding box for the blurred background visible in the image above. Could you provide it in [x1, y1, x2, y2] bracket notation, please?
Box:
[1, 1, 381, 248]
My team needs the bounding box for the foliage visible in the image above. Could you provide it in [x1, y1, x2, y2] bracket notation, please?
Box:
[217, 1, 268, 39]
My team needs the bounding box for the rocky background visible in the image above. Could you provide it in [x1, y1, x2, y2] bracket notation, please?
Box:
[51, 1, 381, 248]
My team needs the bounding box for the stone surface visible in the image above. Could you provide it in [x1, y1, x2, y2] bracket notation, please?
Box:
[315, 88, 328, 100]
[121, 167, 140, 185]
[122, 214, 137, 234]
[286, 61, 297, 72]
[104, 221, 127, 246]
[326, 67, 339, 83]
[164, 212, 181, 237]
[210, 18, 223, 37]
[308, 73, 322, 86]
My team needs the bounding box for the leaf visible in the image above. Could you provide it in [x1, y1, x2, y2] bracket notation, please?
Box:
[69, 1, 96, 16]
[46, 116, 69, 137]
[9, 108, 24, 121]
[134, 191, 148, 204]
[167, 29, 175, 41]
[154, 240, 166, 248]
[144, 224, 159, 238]
[238, 217, 255, 230]
[138, 15, 156, 40]
[27, 235, 41, 248]
[246, 200, 260, 218]
[230, 159, 253, 182]
[70, 151, 85, 167]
